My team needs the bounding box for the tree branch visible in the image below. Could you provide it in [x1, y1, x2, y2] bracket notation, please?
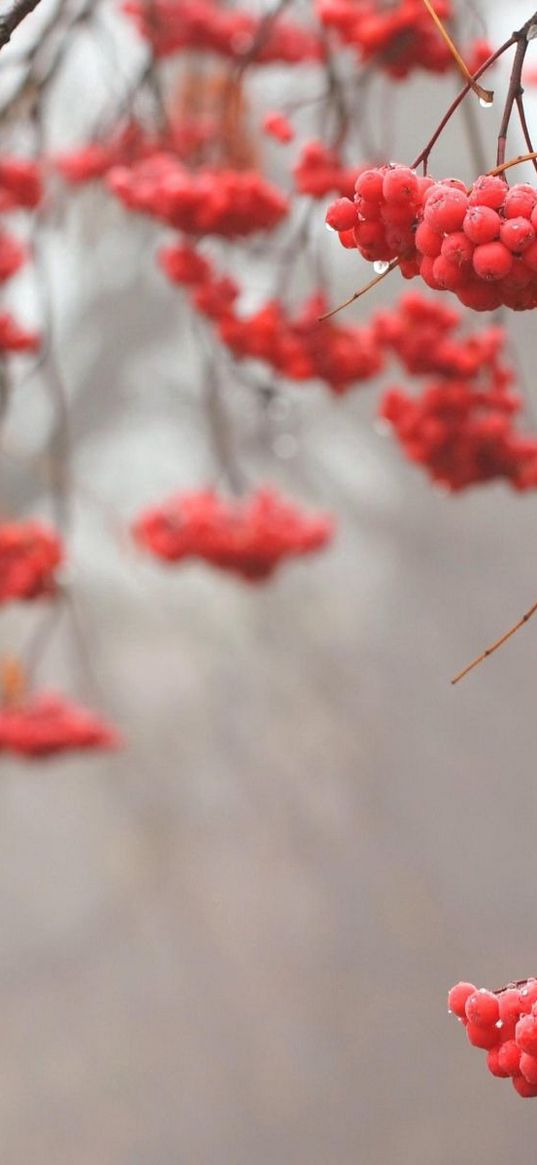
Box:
[0, 0, 44, 50]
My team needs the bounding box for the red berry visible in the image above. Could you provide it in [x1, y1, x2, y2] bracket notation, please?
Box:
[497, 1039, 521, 1076]
[465, 989, 500, 1027]
[468, 175, 508, 210]
[424, 186, 468, 232]
[448, 981, 477, 1019]
[499, 216, 535, 253]
[520, 1052, 537, 1084]
[463, 206, 501, 244]
[326, 198, 357, 232]
[415, 221, 443, 257]
[504, 184, 536, 219]
[472, 242, 513, 281]
[487, 1046, 510, 1078]
[440, 231, 474, 267]
[354, 169, 384, 201]
[382, 166, 419, 204]
[432, 255, 465, 290]
[466, 1021, 500, 1050]
[515, 1013, 537, 1055]
[512, 1074, 537, 1097]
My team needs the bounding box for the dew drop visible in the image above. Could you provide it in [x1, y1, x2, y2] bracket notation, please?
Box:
[325, 222, 336, 233]
[373, 260, 390, 274]
[479, 96, 494, 109]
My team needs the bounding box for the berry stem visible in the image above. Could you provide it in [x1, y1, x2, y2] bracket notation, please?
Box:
[411, 36, 516, 173]
[496, 33, 530, 169]
[420, 0, 493, 103]
[488, 150, 537, 177]
[318, 259, 400, 322]
[451, 599, 537, 685]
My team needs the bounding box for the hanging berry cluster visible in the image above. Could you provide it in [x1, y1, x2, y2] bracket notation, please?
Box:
[133, 487, 334, 581]
[448, 981, 537, 1099]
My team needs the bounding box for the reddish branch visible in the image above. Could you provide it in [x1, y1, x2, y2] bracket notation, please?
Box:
[0, 0, 44, 49]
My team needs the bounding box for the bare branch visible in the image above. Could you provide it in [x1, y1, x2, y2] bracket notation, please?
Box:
[0, 0, 44, 50]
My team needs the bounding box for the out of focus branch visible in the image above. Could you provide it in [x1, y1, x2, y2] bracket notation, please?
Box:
[0, 0, 44, 49]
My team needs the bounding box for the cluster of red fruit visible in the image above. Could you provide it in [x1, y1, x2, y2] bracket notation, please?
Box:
[107, 154, 288, 238]
[374, 290, 537, 489]
[380, 378, 537, 491]
[55, 116, 226, 186]
[316, 0, 490, 79]
[133, 487, 334, 581]
[0, 157, 42, 353]
[0, 521, 63, 603]
[328, 166, 537, 312]
[294, 142, 363, 200]
[160, 242, 383, 392]
[0, 692, 120, 758]
[448, 980, 537, 1098]
[122, 0, 322, 64]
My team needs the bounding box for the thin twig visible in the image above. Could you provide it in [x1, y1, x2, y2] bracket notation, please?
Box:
[318, 259, 400, 322]
[420, 0, 493, 103]
[451, 600, 537, 685]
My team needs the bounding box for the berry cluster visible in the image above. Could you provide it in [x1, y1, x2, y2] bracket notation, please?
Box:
[133, 487, 334, 581]
[0, 692, 120, 758]
[380, 377, 537, 491]
[327, 163, 431, 265]
[373, 291, 510, 380]
[0, 156, 43, 353]
[122, 0, 322, 64]
[415, 175, 537, 311]
[108, 155, 288, 238]
[160, 243, 383, 392]
[316, 0, 492, 79]
[448, 980, 537, 1098]
[263, 112, 295, 144]
[0, 521, 63, 603]
[294, 142, 363, 200]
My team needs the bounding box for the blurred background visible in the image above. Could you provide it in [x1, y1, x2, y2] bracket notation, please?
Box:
[3, 0, 537, 1160]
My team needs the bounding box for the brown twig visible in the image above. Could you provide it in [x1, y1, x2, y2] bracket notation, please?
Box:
[420, 0, 493, 103]
[0, 0, 44, 49]
[318, 259, 400, 322]
[451, 600, 537, 685]
[488, 150, 537, 177]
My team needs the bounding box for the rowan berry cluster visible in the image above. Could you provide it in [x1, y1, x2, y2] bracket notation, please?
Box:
[380, 377, 537, 491]
[160, 243, 383, 391]
[373, 291, 510, 380]
[0, 692, 120, 758]
[316, 0, 486, 78]
[122, 0, 323, 63]
[132, 488, 334, 581]
[107, 155, 288, 238]
[263, 112, 295, 145]
[0, 521, 63, 603]
[294, 142, 363, 200]
[327, 163, 431, 264]
[0, 156, 42, 353]
[415, 175, 537, 311]
[448, 980, 537, 1098]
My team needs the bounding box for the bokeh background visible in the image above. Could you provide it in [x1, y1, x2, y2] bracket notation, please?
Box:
[2, 1, 537, 1160]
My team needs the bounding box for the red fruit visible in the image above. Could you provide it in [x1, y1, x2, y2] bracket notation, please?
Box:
[415, 221, 443, 257]
[465, 989, 500, 1027]
[463, 206, 501, 245]
[466, 1021, 500, 1050]
[499, 216, 535, 253]
[424, 186, 468, 232]
[468, 175, 508, 210]
[472, 242, 513, 281]
[518, 980, 537, 1010]
[497, 1039, 521, 1076]
[512, 1075, 537, 1097]
[515, 1013, 537, 1055]
[326, 198, 356, 232]
[440, 231, 474, 267]
[432, 255, 465, 290]
[354, 169, 384, 201]
[521, 239, 537, 271]
[487, 1046, 510, 1078]
[356, 196, 382, 221]
[520, 1053, 537, 1084]
[499, 987, 525, 1026]
[504, 184, 537, 219]
[448, 981, 477, 1019]
[382, 166, 419, 204]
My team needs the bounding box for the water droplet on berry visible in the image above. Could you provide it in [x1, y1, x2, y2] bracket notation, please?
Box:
[373, 260, 390, 274]
[496, 1019, 503, 1028]
[479, 96, 494, 108]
